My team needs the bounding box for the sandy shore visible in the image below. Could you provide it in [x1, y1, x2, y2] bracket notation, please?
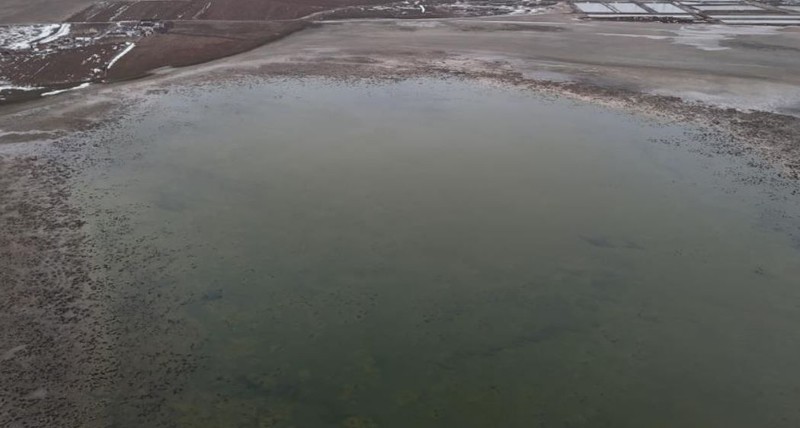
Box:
[1, 8, 800, 427]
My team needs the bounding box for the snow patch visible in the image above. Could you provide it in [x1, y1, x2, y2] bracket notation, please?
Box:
[37, 24, 71, 45]
[41, 82, 91, 97]
[504, 5, 542, 15]
[0, 80, 42, 92]
[107, 42, 136, 69]
[110, 4, 131, 21]
[194, 1, 213, 19]
[0, 24, 70, 51]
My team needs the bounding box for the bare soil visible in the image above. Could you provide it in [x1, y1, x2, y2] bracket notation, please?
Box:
[107, 20, 308, 80]
[65, 0, 403, 22]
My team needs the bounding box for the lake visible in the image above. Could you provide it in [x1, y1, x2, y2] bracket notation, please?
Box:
[75, 78, 800, 427]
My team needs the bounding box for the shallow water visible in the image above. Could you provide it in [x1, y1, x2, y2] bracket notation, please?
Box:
[79, 79, 800, 427]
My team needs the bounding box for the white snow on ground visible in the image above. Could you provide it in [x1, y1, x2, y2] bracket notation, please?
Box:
[37, 24, 71, 45]
[0, 80, 42, 92]
[41, 82, 91, 97]
[0, 24, 70, 51]
[109, 4, 131, 21]
[440, 2, 546, 16]
[194, 1, 213, 19]
[0, 130, 55, 138]
[0, 85, 42, 92]
[107, 42, 136, 69]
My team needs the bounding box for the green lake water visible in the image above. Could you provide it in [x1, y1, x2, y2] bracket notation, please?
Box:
[77, 79, 800, 427]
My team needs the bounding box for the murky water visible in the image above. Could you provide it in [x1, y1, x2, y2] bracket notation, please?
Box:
[79, 79, 800, 427]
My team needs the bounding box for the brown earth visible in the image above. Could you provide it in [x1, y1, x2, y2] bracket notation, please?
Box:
[106, 20, 308, 81]
[3, 43, 119, 86]
[66, 0, 401, 22]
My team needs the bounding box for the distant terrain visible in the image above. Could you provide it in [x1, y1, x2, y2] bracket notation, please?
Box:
[2, 0, 799, 104]
[0, 0, 95, 24]
[0, 0, 546, 104]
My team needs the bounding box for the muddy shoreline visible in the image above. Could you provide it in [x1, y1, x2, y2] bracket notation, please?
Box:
[0, 118, 199, 427]
[243, 59, 800, 179]
[0, 143, 109, 427]
[5, 49, 799, 176]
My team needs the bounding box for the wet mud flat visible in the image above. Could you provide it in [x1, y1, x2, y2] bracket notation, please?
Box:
[3, 76, 800, 427]
[0, 143, 106, 427]
[0, 123, 199, 426]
